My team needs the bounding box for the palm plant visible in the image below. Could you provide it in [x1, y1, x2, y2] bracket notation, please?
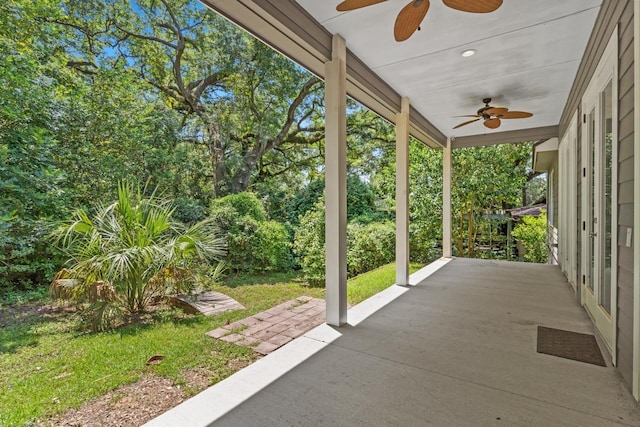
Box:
[52, 182, 225, 328]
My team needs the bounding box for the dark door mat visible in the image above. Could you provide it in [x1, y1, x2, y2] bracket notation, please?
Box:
[537, 326, 606, 366]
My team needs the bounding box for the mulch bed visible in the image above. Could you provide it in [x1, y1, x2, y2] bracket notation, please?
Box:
[1, 301, 254, 427]
[35, 365, 248, 427]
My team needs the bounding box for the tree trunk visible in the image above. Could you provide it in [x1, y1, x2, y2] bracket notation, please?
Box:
[467, 196, 475, 258]
[230, 141, 264, 194]
[456, 209, 465, 256]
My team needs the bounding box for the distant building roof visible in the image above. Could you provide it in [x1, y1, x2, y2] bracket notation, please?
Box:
[509, 204, 546, 219]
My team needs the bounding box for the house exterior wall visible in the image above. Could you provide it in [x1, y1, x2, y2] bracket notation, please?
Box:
[616, 0, 635, 388]
[559, 0, 635, 390]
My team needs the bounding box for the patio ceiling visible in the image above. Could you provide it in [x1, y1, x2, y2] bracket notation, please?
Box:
[202, 0, 601, 147]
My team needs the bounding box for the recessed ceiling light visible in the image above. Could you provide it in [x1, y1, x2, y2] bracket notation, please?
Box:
[461, 49, 477, 57]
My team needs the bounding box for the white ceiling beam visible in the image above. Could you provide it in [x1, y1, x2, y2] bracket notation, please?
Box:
[451, 126, 559, 149]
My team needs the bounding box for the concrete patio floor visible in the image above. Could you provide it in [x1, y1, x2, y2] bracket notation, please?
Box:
[149, 258, 640, 426]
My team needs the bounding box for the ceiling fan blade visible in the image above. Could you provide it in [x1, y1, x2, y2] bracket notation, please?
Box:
[442, 0, 502, 13]
[484, 107, 508, 116]
[453, 118, 480, 129]
[498, 111, 533, 119]
[336, 0, 387, 11]
[453, 115, 480, 118]
[394, 0, 430, 42]
[484, 118, 501, 129]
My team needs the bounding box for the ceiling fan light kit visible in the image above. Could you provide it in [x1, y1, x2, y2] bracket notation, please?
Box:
[453, 98, 533, 130]
[335, 0, 503, 42]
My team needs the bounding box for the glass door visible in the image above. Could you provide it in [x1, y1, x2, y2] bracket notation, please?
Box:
[599, 81, 613, 316]
[582, 77, 615, 354]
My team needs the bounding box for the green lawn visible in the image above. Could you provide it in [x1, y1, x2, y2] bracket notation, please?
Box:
[348, 262, 423, 305]
[0, 262, 424, 426]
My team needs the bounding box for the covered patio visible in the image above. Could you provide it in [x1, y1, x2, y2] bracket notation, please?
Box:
[145, 0, 640, 421]
[148, 258, 639, 426]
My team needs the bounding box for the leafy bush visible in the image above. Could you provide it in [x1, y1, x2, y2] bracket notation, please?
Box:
[0, 128, 67, 293]
[347, 221, 395, 277]
[211, 192, 267, 222]
[173, 197, 208, 225]
[293, 198, 325, 286]
[512, 211, 548, 263]
[287, 176, 381, 226]
[346, 175, 378, 221]
[52, 182, 225, 330]
[409, 221, 441, 264]
[294, 198, 397, 285]
[210, 192, 291, 272]
[287, 180, 324, 225]
[0, 213, 62, 294]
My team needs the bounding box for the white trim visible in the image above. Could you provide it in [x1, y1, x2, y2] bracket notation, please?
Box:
[580, 26, 618, 357]
[549, 168, 557, 264]
[559, 120, 578, 283]
[324, 34, 348, 326]
[558, 137, 565, 271]
[395, 97, 410, 286]
[581, 93, 590, 307]
[442, 138, 452, 258]
[632, 0, 640, 401]
[611, 33, 620, 367]
[570, 111, 579, 291]
[558, 113, 579, 288]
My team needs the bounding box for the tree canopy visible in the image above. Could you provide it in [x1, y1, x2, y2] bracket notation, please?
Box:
[0, 0, 546, 293]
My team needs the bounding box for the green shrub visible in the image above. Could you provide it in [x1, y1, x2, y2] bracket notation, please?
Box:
[211, 192, 291, 272]
[173, 197, 208, 224]
[0, 128, 67, 292]
[255, 220, 292, 271]
[512, 211, 548, 263]
[287, 180, 324, 225]
[294, 198, 397, 285]
[211, 192, 267, 222]
[409, 221, 441, 264]
[287, 176, 381, 226]
[293, 198, 325, 286]
[346, 175, 377, 221]
[347, 221, 395, 277]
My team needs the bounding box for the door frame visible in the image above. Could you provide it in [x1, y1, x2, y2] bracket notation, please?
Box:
[559, 112, 579, 291]
[580, 26, 618, 359]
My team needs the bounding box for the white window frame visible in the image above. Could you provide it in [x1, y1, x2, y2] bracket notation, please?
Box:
[580, 26, 618, 359]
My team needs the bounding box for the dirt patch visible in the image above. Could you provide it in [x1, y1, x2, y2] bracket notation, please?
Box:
[4, 302, 256, 425]
[37, 370, 214, 427]
[226, 357, 252, 371]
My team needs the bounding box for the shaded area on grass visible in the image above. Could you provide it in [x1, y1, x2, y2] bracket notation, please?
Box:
[223, 271, 303, 288]
[0, 281, 320, 426]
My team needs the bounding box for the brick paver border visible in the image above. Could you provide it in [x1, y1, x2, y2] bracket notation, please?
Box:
[206, 297, 325, 355]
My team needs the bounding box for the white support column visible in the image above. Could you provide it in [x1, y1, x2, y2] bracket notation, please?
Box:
[396, 97, 410, 286]
[324, 34, 348, 327]
[442, 137, 453, 258]
[632, 0, 640, 400]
